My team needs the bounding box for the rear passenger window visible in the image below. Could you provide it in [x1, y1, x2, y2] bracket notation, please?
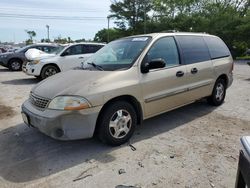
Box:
[204, 36, 230, 59]
[176, 36, 210, 64]
[147, 37, 180, 67]
[84, 45, 103, 53]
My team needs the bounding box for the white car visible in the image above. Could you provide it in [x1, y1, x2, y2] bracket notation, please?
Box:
[23, 43, 105, 79]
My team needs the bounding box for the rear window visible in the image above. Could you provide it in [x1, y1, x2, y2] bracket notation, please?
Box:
[176, 36, 211, 64]
[203, 36, 230, 59]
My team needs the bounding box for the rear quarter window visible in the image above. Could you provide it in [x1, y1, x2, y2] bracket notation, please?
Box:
[203, 36, 231, 59]
[176, 35, 211, 64]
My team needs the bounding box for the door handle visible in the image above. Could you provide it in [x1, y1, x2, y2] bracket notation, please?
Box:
[191, 68, 198, 74]
[78, 57, 84, 59]
[176, 71, 184, 77]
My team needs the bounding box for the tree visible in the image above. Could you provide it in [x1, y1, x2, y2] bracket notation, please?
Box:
[94, 0, 249, 57]
[53, 36, 68, 44]
[75, 38, 86, 43]
[94, 28, 125, 42]
[110, 0, 152, 33]
[25, 30, 36, 44]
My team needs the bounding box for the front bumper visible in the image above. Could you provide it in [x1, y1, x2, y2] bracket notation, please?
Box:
[22, 63, 41, 76]
[21, 100, 102, 140]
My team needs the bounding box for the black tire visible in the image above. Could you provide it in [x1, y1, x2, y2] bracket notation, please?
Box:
[35, 75, 42, 80]
[8, 59, 22, 71]
[97, 101, 137, 146]
[41, 65, 59, 80]
[207, 78, 226, 106]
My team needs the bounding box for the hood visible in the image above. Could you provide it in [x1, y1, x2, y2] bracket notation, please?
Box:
[32, 70, 114, 99]
[25, 48, 56, 61]
[0, 52, 13, 56]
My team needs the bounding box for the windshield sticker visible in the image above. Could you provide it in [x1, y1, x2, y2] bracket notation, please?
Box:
[132, 37, 148, 42]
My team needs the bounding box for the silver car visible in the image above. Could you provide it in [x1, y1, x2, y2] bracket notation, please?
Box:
[21, 32, 233, 145]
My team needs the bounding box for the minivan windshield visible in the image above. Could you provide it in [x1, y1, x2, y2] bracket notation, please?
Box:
[84, 36, 151, 71]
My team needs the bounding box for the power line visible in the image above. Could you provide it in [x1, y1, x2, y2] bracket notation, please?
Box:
[0, 13, 106, 21]
[0, 7, 105, 13]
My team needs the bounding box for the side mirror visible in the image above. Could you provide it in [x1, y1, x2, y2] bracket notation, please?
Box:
[141, 58, 166, 73]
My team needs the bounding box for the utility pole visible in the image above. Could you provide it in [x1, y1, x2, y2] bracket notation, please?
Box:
[107, 16, 111, 43]
[46, 25, 50, 42]
[144, 3, 146, 34]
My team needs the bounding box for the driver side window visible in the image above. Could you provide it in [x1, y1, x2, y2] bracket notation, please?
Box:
[147, 37, 180, 67]
[64, 45, 83, 56]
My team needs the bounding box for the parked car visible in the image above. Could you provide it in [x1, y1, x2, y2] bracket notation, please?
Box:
[0, 47, 7, 53]
[22, 42, 105, 79]
[235, 136, 250, 187]
[21, 32, 233, 145]
[0, 43, 60, 71]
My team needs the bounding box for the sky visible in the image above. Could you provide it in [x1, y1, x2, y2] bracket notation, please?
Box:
[0, 0, 115, 43]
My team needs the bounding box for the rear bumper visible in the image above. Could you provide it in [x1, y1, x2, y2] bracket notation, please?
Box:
[21, 100, 102, 140]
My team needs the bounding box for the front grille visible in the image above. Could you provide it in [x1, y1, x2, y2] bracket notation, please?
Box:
[29, 93, 50, 110]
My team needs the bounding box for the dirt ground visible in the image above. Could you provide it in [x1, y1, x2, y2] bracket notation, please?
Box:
[0, 61, 250, 188]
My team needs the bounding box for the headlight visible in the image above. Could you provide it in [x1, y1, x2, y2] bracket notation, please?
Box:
[48, 96, 91, 110]
[30, 60, 40, 65]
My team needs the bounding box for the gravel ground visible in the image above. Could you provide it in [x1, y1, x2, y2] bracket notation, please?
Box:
[0, 61, 250, 188]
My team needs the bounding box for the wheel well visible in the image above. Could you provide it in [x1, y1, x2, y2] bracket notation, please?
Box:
[94, 95, 143, 135]
[8, 58, 23, 66]
[42, 63, 61, 72]
[217, 74, 228, 87]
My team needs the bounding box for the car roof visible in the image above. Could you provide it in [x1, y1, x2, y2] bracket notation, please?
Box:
[30, 43, 60, 47]
[67, 42, 106, 47]
[122, 32, 216, 40]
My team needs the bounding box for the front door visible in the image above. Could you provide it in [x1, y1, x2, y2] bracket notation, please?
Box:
[60, 44, 87, 71]
[141, 37, 189, 118]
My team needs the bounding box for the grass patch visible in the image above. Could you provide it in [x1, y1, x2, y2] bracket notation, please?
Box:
[236, 56, 250, 60]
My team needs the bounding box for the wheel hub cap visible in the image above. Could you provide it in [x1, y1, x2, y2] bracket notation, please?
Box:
[109, 109, 132, 139]
[215, 83, 224, 101]
[11, 62, 20, 70]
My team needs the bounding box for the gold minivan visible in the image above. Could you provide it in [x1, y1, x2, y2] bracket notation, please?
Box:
[21, 32, 233, 145]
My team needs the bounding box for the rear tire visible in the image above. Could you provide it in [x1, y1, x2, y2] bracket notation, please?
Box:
[41, 65, 59, 80]
[8, 59, 22, 71]
[207, 78, 226, 106]
[97, 101, 137, 146]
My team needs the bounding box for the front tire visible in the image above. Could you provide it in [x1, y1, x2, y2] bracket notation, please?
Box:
[97, 101, 137, 146]
[207, 78, 226, 106]
[41, 65, 59, 80]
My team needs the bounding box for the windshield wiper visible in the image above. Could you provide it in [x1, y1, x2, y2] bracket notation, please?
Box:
[87, 62, 104, 71]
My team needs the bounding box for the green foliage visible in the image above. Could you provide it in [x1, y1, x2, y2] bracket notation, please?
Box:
[94, 28, 126, 43]
[75, 38, 86, 43]
[94, 0, 249, 57]
[41, 38, 50, 43]
[25, 30, 36, 44]
[236, 56, 250, 60]
[53, 36, 73, 44]
[110, 0, 152, 32]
